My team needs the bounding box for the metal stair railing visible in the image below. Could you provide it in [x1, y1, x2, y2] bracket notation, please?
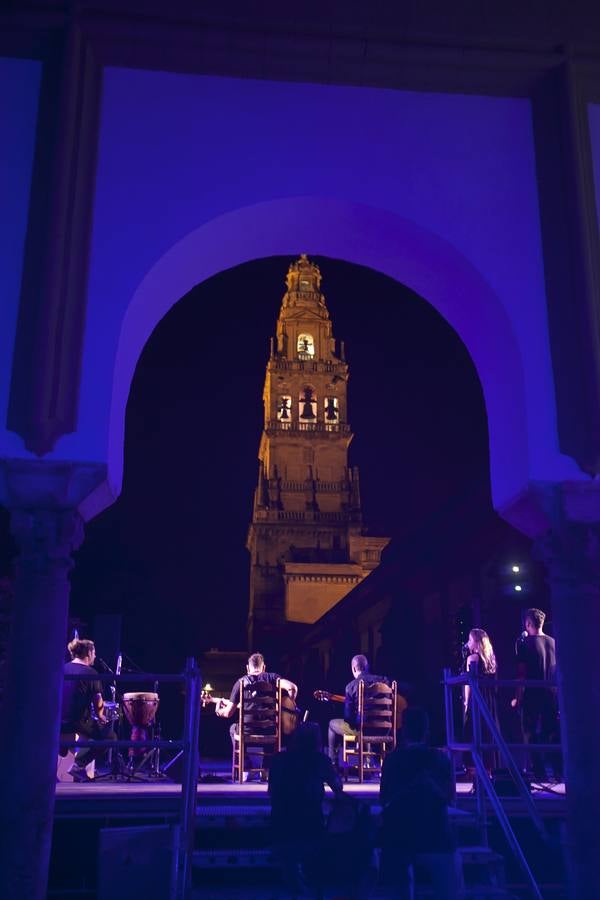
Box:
[443, 665, 559, 900]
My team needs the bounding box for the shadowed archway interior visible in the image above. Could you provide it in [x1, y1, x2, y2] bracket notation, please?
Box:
[69, 256, 490, 671]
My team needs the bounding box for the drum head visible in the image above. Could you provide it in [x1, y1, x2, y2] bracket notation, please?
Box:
[123, 692, 159, 702]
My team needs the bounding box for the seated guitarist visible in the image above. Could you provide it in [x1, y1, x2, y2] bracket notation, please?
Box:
[327, 654, 390, 766]
[215, 652, 298, 777]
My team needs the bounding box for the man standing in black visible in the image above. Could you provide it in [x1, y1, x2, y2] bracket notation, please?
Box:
[60, 638, 116, 781]
[512, 607, 562, 783]
[327, 654, 390, 765]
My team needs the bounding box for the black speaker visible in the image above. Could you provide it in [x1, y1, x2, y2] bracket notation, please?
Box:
[98, 824, 175, 900]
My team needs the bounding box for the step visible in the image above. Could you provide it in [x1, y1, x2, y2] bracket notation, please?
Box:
[459, 845, 506, 865]
[196, 804, 271, 828]
[194, 847, 274, 869]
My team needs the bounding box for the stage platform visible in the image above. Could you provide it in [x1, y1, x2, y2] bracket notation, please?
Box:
[50, 761, 567, 899]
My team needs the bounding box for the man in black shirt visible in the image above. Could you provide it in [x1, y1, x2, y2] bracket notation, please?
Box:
[216, 652, 298, 777]
[380, 707, 462, 899]
[327, 654, 390, 765]
[60, 638, 116, 781]
[512, 607, 562, 783]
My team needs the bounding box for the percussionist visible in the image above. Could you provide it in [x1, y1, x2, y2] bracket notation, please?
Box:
[60, 638, 116, 781]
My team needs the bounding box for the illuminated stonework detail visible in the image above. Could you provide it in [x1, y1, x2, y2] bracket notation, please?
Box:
[247, 256, 390, 646]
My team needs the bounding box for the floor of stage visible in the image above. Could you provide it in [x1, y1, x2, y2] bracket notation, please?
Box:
[54, 759, 566, 820]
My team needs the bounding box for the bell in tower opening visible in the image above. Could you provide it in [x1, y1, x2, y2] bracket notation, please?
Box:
[277, 395, 292, 422]
[297, 333, 315, 357]
[325, 396, 339, 422]
[299, 386, 317, 421]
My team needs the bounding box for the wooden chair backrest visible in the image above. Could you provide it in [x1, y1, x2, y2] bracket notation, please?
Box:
[239, 678, 280, 741]
[358, 679, 398, 738]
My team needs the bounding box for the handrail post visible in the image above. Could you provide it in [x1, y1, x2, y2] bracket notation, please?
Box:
[442, 668, 457, 797]
[469, 661, 487, 846]
[171, 657, 201, 900]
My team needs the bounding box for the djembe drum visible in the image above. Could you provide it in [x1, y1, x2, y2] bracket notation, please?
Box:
[122, 691, 159, 756]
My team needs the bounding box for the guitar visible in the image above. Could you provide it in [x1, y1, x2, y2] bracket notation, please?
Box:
[313, 688, 408, 726]
[313, 690, 345, 704]
[201, 689, 301, 736]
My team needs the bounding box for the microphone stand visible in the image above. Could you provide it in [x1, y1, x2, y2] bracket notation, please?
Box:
[94, 656, 129, 781]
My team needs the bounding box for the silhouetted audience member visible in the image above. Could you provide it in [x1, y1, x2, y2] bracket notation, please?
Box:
[321, 792, 377, 899]
[380, 707, 463, 899]
[269, 722, 342, 896]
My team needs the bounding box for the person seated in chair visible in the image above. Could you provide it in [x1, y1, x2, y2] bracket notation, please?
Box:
[327, 654, 390, 766]
[215, 652, 298, 778]
[60, 638, 116, 782]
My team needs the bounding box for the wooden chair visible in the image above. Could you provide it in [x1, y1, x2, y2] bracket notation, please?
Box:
[232, 678, 282, 783]
[342, 680, 398, 783]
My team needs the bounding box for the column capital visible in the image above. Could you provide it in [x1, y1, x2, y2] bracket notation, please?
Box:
[9, 508, 83, 573]
[501, 479, 600, 538]
[0, 458, 108, 521]
[533, 520, 600, 591]
[526, 481, 600, 589]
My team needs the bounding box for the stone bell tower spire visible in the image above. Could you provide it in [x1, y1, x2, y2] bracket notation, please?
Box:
[246, 256, 390, 654]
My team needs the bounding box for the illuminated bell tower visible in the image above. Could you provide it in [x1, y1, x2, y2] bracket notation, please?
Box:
[246, 255, 390, 653]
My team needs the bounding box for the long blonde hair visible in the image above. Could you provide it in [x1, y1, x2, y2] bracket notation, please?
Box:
[469, 628, 497, 675]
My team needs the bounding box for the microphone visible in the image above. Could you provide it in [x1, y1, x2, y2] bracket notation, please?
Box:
[461, 642, 470, 656]
[97, 657, 114, 673]
[116, 653, 122, 676]
[515, 630, 528, 655]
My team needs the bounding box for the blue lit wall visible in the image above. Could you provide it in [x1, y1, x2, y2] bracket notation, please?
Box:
[589, 103, 600, 235]
[1, 68, 582, 512]
[0, 57, 41, 456]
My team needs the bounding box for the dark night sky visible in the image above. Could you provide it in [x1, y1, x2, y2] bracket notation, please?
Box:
[4, 257, 492, 672]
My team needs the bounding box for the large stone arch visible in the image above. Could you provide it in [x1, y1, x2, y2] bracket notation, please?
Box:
[108, 196, 528, 516]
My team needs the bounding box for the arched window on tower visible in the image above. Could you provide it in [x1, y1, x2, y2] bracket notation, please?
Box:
[324, 397, 339, 429]
[299, 386, 317, 426]
[277, 395, 292, 429]
[297, 333, 315, 358]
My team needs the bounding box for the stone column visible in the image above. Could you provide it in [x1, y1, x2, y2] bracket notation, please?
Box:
[0, 504, 83, 900]
[534, 518, 600, 899]
[0, 459, 106, 900]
